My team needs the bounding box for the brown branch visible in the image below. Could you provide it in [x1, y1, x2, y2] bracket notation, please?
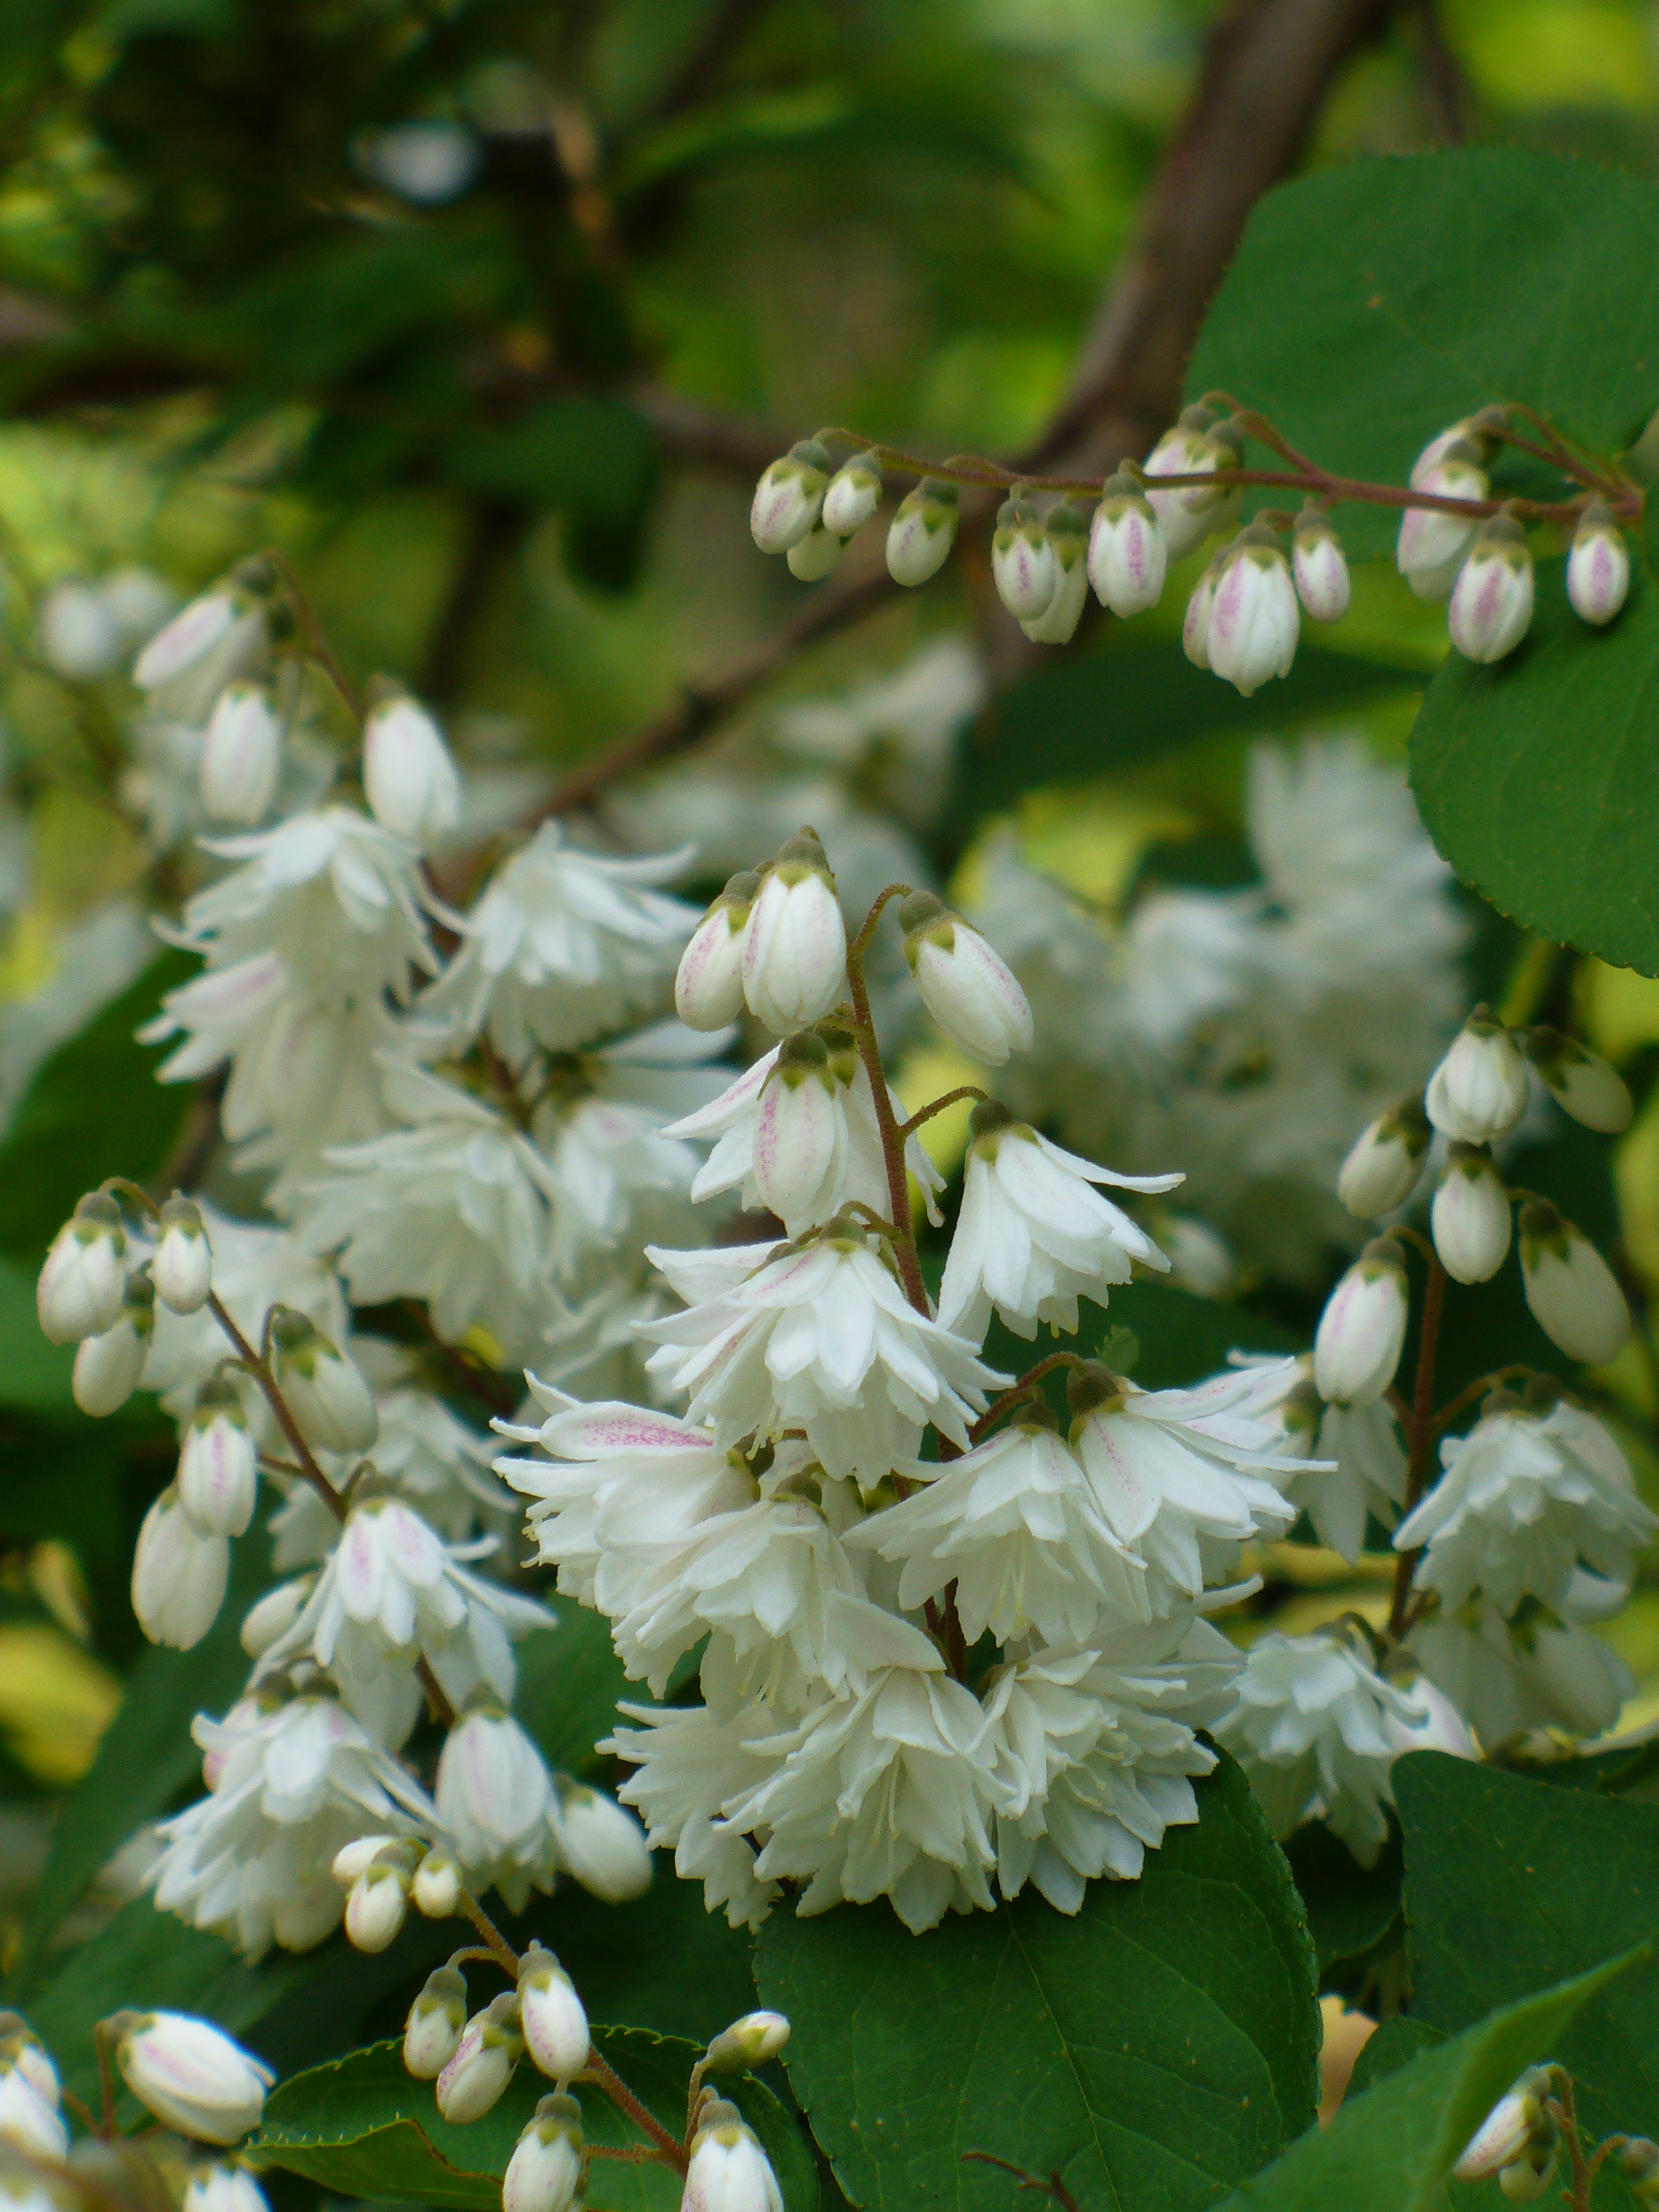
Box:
[630, 382, 789, 478]
[650, 0, 774, 120]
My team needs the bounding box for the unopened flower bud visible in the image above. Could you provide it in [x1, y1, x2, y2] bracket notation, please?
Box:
[1453, 2070, 1551, 2180]
[73, 1274, 153, 1416]
[363, 684, 461, 848]
[1431, 1144, 1512, 1284]
[1619, 2140, 1659, 2207]
[703, 2012, 791, 2075]
[821, 452, 882, 537]
[269, 1309, 378, 1452]
[132, 1489, 229, 1650]
[1144, 408, 1242, 561]
[200, 683, 281, 825]
[0, 2017, 59, 2109]
[404, 1968, 467, 2080]
[1448, 514, 1533, 664]
[1088, 471, 1166, 616]
[548, 1781, 653, 1904]
[133, 568, 270, 723]
[1020, 503, 1089, 643]
[413, 1849, 464, 1920]
[1410, 418, 1499, 489]
[1291, 509, 1350, 623]
[1522, 1025, 1632, 1133]
[518, 1946, 589, 2084]
[1313, 1238, 1408, 1407]
[785, 525, 845, 582]
[178, 1378, 258, 1536]
[742, 833, 847, 1033]
[38, 1192, 128, 1344]
[750, 441, 830, 555]
[1182, 559, 1220, 669]
[504, 2093, 584, 2212]
[1426, 1006, 1529, 1145]
[900, 891, 1033, 1066]
[40, 579, 121, 679]
[676, 873, 760, 1031]
[1396, 447, 1488, 601]
[182, 2161, 270, 2212]
[1500, 2134, 1560, 2203]
[991, 496, 1057, 622]
[438, 1992, 523, 2123]
[240, 1575, 312, 1657]
[152, 1195, 213, 1313]
[0, 2063, 65, 2158]
[683, 2098, 783, 2212]
[885, 478, 958, 585]
[110, 2009, 274, 2144]
[1338, 1094, 1432, 1218]
[1207, 525, 1298, 697]
[1568, 500, 1629, 627]
[345, 1853, 412, 1953]
[1519, 1199, 1630, 1365]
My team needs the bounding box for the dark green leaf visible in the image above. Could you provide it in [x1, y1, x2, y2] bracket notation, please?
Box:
[0, 1259, 75, 1412]
[1282, 1821, 1401, 1979]
[754, 1753, 1320, 2212]
[1395, 1752, 1659, 2142]
[1344, 2016, 1445, 2100]
[448, 399, 657, 525]
[1102, 1283, 1301, 1393]
[253, 2027, 815, 2212]
[1218, 1952, 1642, 2212]
[514, 1599, 633, 1780]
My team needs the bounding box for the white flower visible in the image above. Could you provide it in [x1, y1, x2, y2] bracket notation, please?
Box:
[884, 478, 959, 585]
[748, 1032, 845, 1224]
[178, 1380, 258, 1537]
[423, 821, 698, 1060]
[684, 2100, 783, 2212]
[72, 1277, 154, 1416]
[362, 690, 460, 849]
[143, 1204, 348, 1416]
[133, 1489, 229, 1650]
[985, 1614, 1240, 1910]
[437, 1994, 523, 2123]
[848, 1413, 1149, 1644]
[1567, 503, 1629, 626]
[1431, 1144, 1512, 1284]
[1426, 1005, 1529, 1145]
[151, 1691, 436, 1956]
[1215, 1628, 1449, 1865]
[517, 1945, 589, 2082]
[547, 1780, 653, 1903]
[343, 1850, 413, 1951]
[0, 2067, 65, 2160]
[113, 2013, 274, 2144]
[1206, 529, 1299, 697]
[1397, 1395, 1657, 1616]
[1448, 517, 1534, 664]
[133, 575, 269, 723]
[937, 1104, 1177, 1340]
[899, 895, 1033, 1065]
[820, 451, 883, 537]
[200, 683, 282, 826]
[269, 1308, 379, 1452]
[990, 497, 1057, 621]
[1144, 409, 1242, 561]
[1409, 1596, 1633, 1747]
[182, 2163, 270, 2212]
[404, 1968, 467, 2078]
[750, 441, 830, 554]
[152, 1196, 214, 1314]
[533, 1077, 705, 1285]
[38, 1193, 128, 1344]
[742, 834, 848, 1032]
[1020, 503, 1089, 644]
[705, 2012, 791, 2071]
[1396, 450, 1488, 600]
[38, 577, 122, 679]
[434, 1705, 558, 1910]
[1307, 1400, 1408, 1562]
[356, 1380, 512, 1542]
[1313, 1240, 1408, 1407]
[638, 1225, 1005, 1489]
[1337, 1096, 1431, 1219]
[676, 873, 761, 1031]
[1454, 2071, 1551, 2183]
[1087, 474, 1166, 616]
[1518, 1200, 1630, 1366]
[1522, 1025, 1632, 1134]
[504, 2094, 584, 2212]
[1291, 512, 1350, 623]
[1068, 1363, 1300, 1612]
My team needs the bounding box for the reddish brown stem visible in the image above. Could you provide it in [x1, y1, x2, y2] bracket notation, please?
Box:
[583, 2049, 689, 2173]
[844, 911, 929, 1317]
[899, 1085, 987, 1137]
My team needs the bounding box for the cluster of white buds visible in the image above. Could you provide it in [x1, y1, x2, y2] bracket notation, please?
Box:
[1454, 2067, 1563, 2201]
[676, 832, 847, 1033]
[38, 1188, 219, 1425]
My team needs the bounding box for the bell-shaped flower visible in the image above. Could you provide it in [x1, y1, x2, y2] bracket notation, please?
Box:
[683, 2100, 784, 2212]
[178, 1378, 258, 1537]
[741, 832, 848, 1032]
[1521, 1024, 1632, 1133]
[1426, 1005, 1529, 1145]
[111, 2012, 273, 2144]
[1291, 509, 1350, 622]
[1396, 445, 1488, 600]
[342, 1845, 414, 1952]
[434, 1703, 558, 1910]
[200, 682, 282, 826]
[1313, 1239, 1408, 1407]
[1337, 1093, 1432, 1219]
[72, 1274, 154, 1416]
[1087, 471, 1166, 615]
[1020, 502, 1089, 643]
[547, 1779, 653, 1903]
[750, 1031, 844, 1224]
[899, 893, 1033, 1065]
[1144, 407, 1242, 560]
[1408, 1594, 1633, 1749]
[821, 450, 883, 537]
[504, 2093, 584, 2212]
[750, 440, 830, 554]
[1567, 500, 1629, 627]
[1518, 1199, 1630, 1365]
[38, 1192, 128, 1344]
[362, 685, 461, 849]
[991, 496, 1057, 622]
[936, 1101, 1177, 1339]
[885, 477, 958, 584]
[1448, 514, 1534, 663]
[1431, 1143, 1512, 1284]
[133, 1487, 229, 1650]
[676, 872, 761, 1031]
[1206, 525, 1298, 698]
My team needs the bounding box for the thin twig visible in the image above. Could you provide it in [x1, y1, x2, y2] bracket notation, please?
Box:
[899, 1085, 987, 1137]
[844, 904, 929, 1317]
[581, 2049, 689, 2172]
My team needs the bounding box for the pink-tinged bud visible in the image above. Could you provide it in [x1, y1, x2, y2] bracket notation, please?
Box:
[786, 525, 845, 582]
[1454, 2071, 1549, 2180]
[683, 2099, 783, 2212]
[742, 833, 848, 1033]
[412, 1848, 463, 1919]
[1448, 515, 1533, 663]
[39, 578, 121, 679]
[1522, 1025, 1632, 1134]
[750, 441, 830, 555]
[751, 1033, 841, 1225]
[111, 2010, 273, 2144]
[518, 1946, 589, 2083]
[1567, 501, 1629, 626]
[133, 567, 270, 723]
[178, 1379, 257, 1536]
[240, 1575, 311, 1657]
[1088, 472, 1166, 616]
[344, 1853, 413, 1952]
[1144, 408, 1243, 561]
[152, 1194, 213, 1313]
[1291, 511, 1350, 623]
[548, 1781, 653, 1903]
[437, 1993, 523, 2122]
[885, 478, 958, 585]
[1313, 1239, 1408, 1406]
[363, 686, 461, 848]
[1206, 526, 1298, 697]
[0, 2020, 60, 2109]
[899, 892, 1032, 1066]
[1182, 560, 1220, 669]
[38, 1192, 127, 1344]
[1396, 449, 1488, 601]
[1337, 1094, 1431, 1219]
[269, 1309, 378, 1452]
[821, 452, 882, 537]
[200, 683, 281, 825]
[676, 872, 760, 1032]
[703, 2012, 791, 2074]
[1411, 417, 1499, 489]
[1020, 503, 1089, 643]
[404, 1968, 467, 2080]
[991, 496, 1057, 622]
[504, 2093, 584, 2212]
[1426, 1005, 1529, 1145]
[1430, 1144, 1511, 1284]
[0, 2064, 66, 2159]
[72, 1274, 153, 1416]
[1519, 1199, 1630, 1365]
[132, 1489, 229, 1650]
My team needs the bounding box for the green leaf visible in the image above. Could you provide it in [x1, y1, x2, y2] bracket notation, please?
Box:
[1187, 148, 1659, 561]
[1281, 1821, 1401, 1979]
[448, 398, 657, 525]
[0, 1259, 75, 1412]
[0, 949, 197, 1262]
[253, 2028, 816, 2212]
[753, 1753, 1320, 2212]
[514, 1599, 633, 1780]
[1101, 1283, 1301, 1393]
[1218, 1951, 1643, 2212]
[1395, 1752, 1659, 2141]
